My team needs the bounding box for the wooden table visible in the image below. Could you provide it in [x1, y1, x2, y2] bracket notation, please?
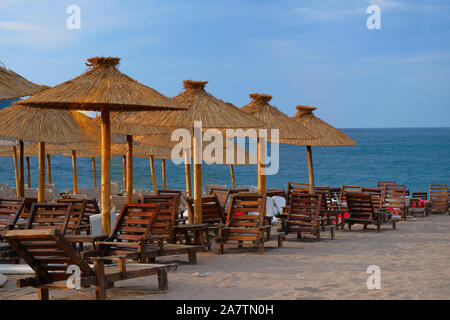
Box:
[172, 224, 210, 250]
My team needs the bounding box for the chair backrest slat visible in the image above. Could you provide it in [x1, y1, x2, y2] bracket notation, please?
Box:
[226, 193, 266, 229]
[110, 204, 160, 243]
[141, 195, 177, 237]
[26, 203, 72, 235]
[187, 195, 224, 226]
[0, 198, 26, 230]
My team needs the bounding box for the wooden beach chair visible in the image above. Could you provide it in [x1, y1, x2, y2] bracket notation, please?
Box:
[429, 184, 449, 215]
[4, 229, 176, 300]
[56, 198, 100, 235]
[339, 185, 362, 202]
[25, 203, 73, 234]
[217, 193, 282, 254]
[157, 189, 185, 223]
[0, 198, 26, 233]
[345, 193, 397, 232]
[141, 195, 177, 244]
[94, 203, 200, 264]
[187, 195, 225, 228]
[383, 185, 408, 220]
[209, 187, 230, 208]
[287, 182, 310, 197]
[361, 187, 383, 211]
[285, 193, 335, 241]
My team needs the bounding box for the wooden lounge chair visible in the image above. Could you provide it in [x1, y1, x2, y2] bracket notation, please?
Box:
[94, 204, 199, 264]
[141, 195, 177, 244]
[314, 186, 342, 227]
[383, 185, 408, 220]
[217, 193, 282, 254]
[4, 229, 176, 300]
[287, 182, 310, 198]
[285, 193, 335, 241]
[409, 192, 429, 217]
[157, 189, 185, 223]
[345, 192, 397, 232]
[429, 184, 449, 215]
[209, 187, 231, 208]
[339, 185, 362, 202]
[94, 203, 159, 263]
[25, 203, 73, 234]
[361, 187, 383, 212]
[186, 195, 225, 228]
[0, 198, 26, 234]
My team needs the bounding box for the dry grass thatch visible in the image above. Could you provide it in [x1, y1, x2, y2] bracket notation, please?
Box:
[0, 104, 100, 143]
[240, 93, 316, 145]
[92, 112, 171, 135]
[124, 80, 265, 129]
[291, 105, 356, 146]
[18, 57, 187, 112]
[0, 64, 44, 100]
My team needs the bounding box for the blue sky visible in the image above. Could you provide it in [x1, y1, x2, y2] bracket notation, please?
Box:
[0, 0, 449, 128]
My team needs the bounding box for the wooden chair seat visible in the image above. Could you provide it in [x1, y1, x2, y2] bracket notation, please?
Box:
[4, 229, 176, 300]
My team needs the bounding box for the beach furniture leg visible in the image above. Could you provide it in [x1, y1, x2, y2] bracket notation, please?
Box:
[38, 288, 49, 300]
[94, 260, 107, 300]
[158, 268, 168, 291]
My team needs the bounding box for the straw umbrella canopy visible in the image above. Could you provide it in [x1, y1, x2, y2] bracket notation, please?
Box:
[241, 93, 315, 193]
[0, 104, 99, 200]
[18, 56, 186, 235]
[291, 105, 356, 192]
[126, 81, 264, 224]
[0, 63, 44, 101]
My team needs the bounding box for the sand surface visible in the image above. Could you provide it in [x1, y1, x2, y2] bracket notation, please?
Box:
[1, 214, 450, 300]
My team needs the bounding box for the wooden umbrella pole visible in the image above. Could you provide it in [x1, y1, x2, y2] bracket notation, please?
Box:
[126, 135, 133, 203]
[161, 159, 167, 190]
[184, 152, 192, 199]
[306, 146, 315, 194]
[26, 157, 31, 188]
[193, 136, 202, 224]
[18, 140, 24, 197]
[257, 137, 266, 194]
[12, 146, 19, 197]
[46, 154, 52, 185]
[101, 108, 111, 235]
[72, 150, 77, 195]
[122, 155, 127, 191]
[149, 156, 157, 195]
[229, 164, 236, 189]
[91, 157, 97, 188]
[38, 142, 45, 202]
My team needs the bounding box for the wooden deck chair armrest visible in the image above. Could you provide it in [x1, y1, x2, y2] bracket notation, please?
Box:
[260, 225, 272, 231]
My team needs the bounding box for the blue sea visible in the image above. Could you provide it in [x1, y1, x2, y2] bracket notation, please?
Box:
[0, 127, 449, 194]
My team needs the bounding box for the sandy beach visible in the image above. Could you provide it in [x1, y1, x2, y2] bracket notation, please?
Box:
[1, 214, 449, 300]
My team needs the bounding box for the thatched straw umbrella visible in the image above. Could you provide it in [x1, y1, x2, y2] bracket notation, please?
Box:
[241, 94, 315, 193]
[0, 63, 44, 100]
[126, 80, 264, 224]
[291, 105, 356, 192]
[0, 104, 99, 201]
[19, 57, 185, 235]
